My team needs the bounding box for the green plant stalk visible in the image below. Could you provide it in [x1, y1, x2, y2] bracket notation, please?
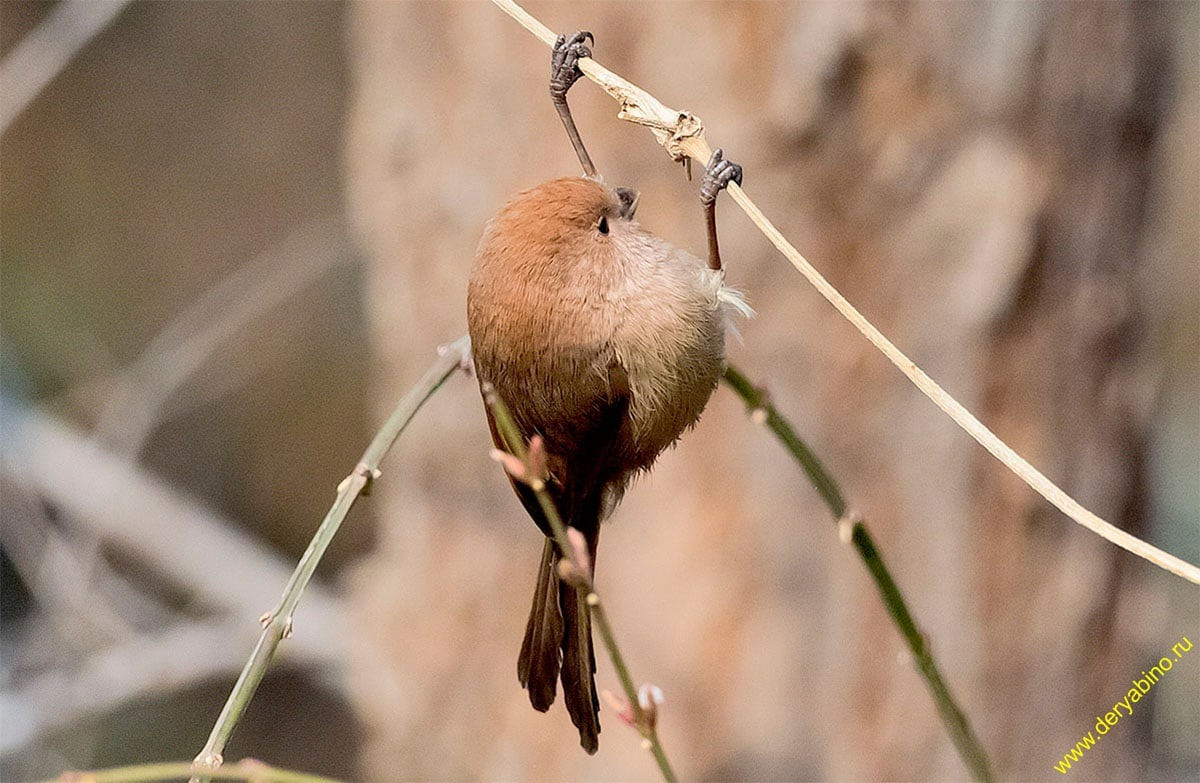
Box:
[486, 391, 678, 783]
[50, 760, 342, 783]
[589, 598, 675, 778]
[722, 364, 994, 783]
[190, 335, 471, 778]
[849, 524, 990, 782]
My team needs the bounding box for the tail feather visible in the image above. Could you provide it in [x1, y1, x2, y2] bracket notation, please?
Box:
[560, 577, 600, 753]
[518, 523, 603, 754]
[518, 538, 563, 711]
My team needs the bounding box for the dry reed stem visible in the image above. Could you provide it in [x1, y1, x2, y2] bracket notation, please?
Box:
[489, 0, 1200, 586]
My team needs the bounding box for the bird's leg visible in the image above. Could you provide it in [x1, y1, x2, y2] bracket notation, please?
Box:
[700, 148, 743, 271]
[551, 31, 597, 178]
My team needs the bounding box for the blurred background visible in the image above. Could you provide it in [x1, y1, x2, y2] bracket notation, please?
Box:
[1, 1, 1197, 780]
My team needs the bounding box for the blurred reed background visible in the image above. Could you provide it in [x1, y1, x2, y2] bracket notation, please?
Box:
[1, 2, 1196, 781]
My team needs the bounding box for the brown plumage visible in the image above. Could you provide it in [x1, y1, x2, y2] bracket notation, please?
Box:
[467, 176, 745, 753]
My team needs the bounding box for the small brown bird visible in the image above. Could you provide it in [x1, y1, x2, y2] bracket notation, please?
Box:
[466, 31, 747, 753]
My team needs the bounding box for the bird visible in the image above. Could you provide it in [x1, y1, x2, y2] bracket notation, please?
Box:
[466, 30, 747, 754]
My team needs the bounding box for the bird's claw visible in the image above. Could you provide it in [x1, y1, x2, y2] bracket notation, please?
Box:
[700, 149, 743, 205]
[551, 31, 593, 102]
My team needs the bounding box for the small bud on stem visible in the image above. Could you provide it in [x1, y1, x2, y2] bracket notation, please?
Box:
[490, 448, 528, 482]
[638, 683, 665, 731]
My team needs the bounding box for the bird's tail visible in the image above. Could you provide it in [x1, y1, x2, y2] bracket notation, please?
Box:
[517, 536, 601, 754]
[518, 538, 563, 711]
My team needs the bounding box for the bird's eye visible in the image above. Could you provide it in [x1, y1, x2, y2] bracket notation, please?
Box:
[597, 215, 609, 235]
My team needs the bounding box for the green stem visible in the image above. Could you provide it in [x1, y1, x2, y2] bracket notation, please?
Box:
[190, 336, 471, 779]
[721, 365, 845, 516]
[849, 524, 990, 782]
[722, 364, 994, 783]
[485, 390, 678, 783]
[49, 760, 343, 783]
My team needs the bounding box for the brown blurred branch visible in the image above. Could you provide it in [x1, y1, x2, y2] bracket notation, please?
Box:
[488, 0, 1200, 585]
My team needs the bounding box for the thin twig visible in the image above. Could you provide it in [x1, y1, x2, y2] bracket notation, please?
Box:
[93, 217, 351, 458]
[188, 336, 471, 780]
[3, 404, 343, 652]
[2, 407, 346, 754]
[723, 365, 994, 783]
[2, 616, 316, 757]
[0, 472, 133, 644]
[483, 388, 678, 783]
[47, 760, 342, 783]
[0, 0, 132, 132]
[488, 0, 1200, 585]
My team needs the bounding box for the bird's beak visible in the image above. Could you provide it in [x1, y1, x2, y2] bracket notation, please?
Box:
[615, 187, 640, 219]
